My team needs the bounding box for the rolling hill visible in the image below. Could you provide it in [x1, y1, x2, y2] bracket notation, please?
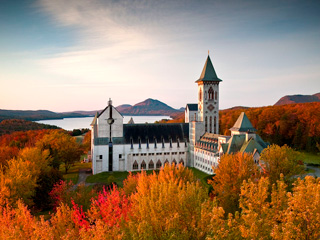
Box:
[274, 93, 320, 106]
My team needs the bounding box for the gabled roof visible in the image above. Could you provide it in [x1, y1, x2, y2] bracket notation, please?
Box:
[230, 112, 257, 132]
[196, 55, 222, 83]
[226, 134, 246, 153]
[186, 104, 198, 111]
[98, 104, 123, 118]
[240, 138, 265, 154]
[221, 143, 229, 153]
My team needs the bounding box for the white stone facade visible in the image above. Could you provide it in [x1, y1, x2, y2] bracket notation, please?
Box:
[90, 55, 267, 175]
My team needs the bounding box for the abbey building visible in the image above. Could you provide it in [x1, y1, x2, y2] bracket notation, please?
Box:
[90, 55, 268, 174]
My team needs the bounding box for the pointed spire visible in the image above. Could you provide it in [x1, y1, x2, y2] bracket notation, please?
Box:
[90, 112, 99, 126]
[196, 55, 222, 82]
[230, 112, 257, 133]
[128, 117, 135, 124]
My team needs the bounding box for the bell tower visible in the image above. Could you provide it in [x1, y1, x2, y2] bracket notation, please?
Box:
[196, 54, 222, 134]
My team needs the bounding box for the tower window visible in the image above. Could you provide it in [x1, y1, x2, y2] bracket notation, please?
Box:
[214, 116, 217, 134]
[210, 116, 212, 133]
[199, 88, 202, 101]
[215, 91, 218, 100]
[205, 116, 208, 132]
[208, 87, 214, 100]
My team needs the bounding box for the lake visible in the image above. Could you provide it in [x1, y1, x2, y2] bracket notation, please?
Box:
[36, 115, 171, 131]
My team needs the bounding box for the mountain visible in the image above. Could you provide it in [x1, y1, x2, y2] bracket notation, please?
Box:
[116, 104, 132, 112]
[0, 109, 91, 122]
[116, 98, 182, 116]
[274, 93, 320, 106]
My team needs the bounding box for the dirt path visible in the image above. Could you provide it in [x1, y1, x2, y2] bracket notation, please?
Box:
[73, 168, 95, 189]
[304, 165, 320, 178]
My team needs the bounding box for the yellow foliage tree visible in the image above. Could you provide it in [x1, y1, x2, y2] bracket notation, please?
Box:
[209, 152, 260, 214]
[37, 130, 82, 173]
[272, 176, 320, 240]
[128, 164, 212, 239]
[0, 147, 52, 207]
[260, 144, 304, 186]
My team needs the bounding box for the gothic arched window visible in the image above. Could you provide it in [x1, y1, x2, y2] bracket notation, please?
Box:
[164, 159, 169, 166]
[141, 160, 146, 169]
[172, 159, 177, 166]
[149, 160, 154, 169]
[215, 90, 218, 100]
[179, 159, 184, 166]
[214, 116, 217, 134]
[208, 87, 214, 100]
[199, 88, 202, 101]
[210, 116, 212, 133]
[133, 161, 138, 170]
[156, 160, 162, 169]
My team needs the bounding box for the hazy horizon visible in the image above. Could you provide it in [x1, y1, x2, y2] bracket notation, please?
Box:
[1, 0, 320, 112]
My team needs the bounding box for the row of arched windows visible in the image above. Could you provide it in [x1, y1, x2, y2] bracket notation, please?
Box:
[132, 159, 185, 170]
[200, 87, 218, 101]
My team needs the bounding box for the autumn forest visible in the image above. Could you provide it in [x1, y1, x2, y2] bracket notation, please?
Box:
[0, 102, 320, 239]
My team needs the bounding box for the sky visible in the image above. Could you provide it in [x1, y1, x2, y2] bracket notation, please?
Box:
[0, 0, 320, 112]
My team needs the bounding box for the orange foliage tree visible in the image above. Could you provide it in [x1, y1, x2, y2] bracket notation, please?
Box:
[219, 102, 320, 151]
[209, 152, 260, 214]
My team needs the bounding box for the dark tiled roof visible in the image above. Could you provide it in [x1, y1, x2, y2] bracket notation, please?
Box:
[195, 132, 219, 153]
[186, 104, 198, 111]
[123, 123, 189, 144]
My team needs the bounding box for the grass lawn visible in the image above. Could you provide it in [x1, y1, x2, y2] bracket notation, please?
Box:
[188, 167, 213, 189]
[300, 152, 320, 165]
[60, 161, 92, 184]
[86, 171, 129, 187]
[74, 135, 84, 144]
[86, 167, 212, 189]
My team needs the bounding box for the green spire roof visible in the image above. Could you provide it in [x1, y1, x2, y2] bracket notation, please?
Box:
[230, 112, 257, 132]
[196, 55, 222, 82]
